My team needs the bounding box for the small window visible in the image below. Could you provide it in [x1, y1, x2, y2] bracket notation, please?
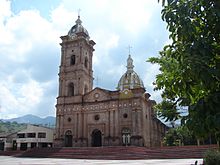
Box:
[27, 133, 36, 138]
[38, 132, 46, 138]
[123, 113, 128, 118]
[84, 57, 88, 68]
[68, 117, 72, 122]
[70, 55, 76, 65]
[17, 133, 25, 138]
[68, 83, 74, 96]
[65, 130, 72, 135]
[94, 114, 100, 121]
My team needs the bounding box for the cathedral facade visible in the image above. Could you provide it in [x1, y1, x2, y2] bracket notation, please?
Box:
[54, 16, 166, 147]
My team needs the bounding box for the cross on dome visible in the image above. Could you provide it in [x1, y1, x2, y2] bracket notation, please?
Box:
[68, 14, 89, 39]
[78, 9, 81, 17]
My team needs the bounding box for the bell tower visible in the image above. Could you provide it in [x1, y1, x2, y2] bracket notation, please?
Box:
[58, 16, 95, 97]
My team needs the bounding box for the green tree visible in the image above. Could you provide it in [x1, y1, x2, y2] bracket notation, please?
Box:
[0, 121, 26, 133]
[163, 126, 197, 146]
[148, 0, 220, 142]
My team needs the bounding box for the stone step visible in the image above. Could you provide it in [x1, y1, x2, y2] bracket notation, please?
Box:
[3, 145, 218, 160]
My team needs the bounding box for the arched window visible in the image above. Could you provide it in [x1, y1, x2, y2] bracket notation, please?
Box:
[84, 57, 88, 68]
[68, 83, 74, 96]
[70, 55, 75, 65]
[65, 130, 72, 135]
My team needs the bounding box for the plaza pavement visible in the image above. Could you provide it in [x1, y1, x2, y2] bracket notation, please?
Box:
[0, 156, 203, 165]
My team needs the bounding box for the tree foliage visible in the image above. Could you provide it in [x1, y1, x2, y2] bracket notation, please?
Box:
[0, 121, 26, 133]
[163, 126, 197, 146]
[148, 0, 220, 139]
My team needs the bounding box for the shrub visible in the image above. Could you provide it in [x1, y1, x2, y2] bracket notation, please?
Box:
[204, 150, 220, 165]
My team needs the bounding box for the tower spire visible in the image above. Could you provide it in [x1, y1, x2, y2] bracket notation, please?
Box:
[126, 45, 134, 72]
[75, 9, 82, 25]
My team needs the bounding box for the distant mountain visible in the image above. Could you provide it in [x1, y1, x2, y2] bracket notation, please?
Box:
[3, 114, 55, 127]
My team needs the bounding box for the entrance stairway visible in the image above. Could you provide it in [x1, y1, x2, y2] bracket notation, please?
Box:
[15, 145, 218, 160]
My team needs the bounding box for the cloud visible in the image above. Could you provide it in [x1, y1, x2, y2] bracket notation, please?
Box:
[0, 0, 61, 118]
[0, 78, 43, 118]
[0, 0, 169, 119]
[93, 29, 120, 65]
[50, 4, 76, 33]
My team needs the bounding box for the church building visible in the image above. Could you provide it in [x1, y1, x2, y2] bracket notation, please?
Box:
[54, 16, 167, 147]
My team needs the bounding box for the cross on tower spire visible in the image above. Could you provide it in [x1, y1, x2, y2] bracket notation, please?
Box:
[127, 45, 132, 55]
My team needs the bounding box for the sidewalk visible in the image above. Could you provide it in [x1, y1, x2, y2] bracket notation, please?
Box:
[1, 156, 203, 165]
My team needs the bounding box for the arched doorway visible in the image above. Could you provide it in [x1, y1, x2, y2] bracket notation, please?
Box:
[91, 129, 102, 147]
[64, 130, 72, 147]
[122, 128, 131, 146]
[0, 141, 4, 151]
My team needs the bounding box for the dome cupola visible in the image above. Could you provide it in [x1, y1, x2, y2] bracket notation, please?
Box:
[68, 16, 89, 39]
[117, 54, 144, 91]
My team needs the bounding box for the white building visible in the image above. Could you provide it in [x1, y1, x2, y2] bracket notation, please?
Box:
[0, 124, 54, 151]
[16, 124, 54, 150]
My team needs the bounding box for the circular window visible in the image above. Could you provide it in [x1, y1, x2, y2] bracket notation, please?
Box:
[68, 117, 71, 122]
[94, 93, 100, 99]
[94, 114, 100, 121]
[123, 113, 128, 118]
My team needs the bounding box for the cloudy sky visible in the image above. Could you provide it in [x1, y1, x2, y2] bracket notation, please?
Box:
[0, 0, 169, 119]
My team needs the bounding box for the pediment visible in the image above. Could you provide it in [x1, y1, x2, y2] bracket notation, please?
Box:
[83, 87, 111, 102]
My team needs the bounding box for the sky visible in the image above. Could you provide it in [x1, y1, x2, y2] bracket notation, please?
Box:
[0, 0, 169, 119]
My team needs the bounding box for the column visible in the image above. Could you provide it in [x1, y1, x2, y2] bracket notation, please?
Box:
[78, 113, 82, 138]
[108, 110, 110, 136]
[17, 142, 21, 150]
[80, 112, 83, 138]
[76, 113, 79, 138]
[113, 110, 115, 137]
[27, 143, 31, 149]
[61, 48, 65, 66]
[81, 112, 84, 138]
[136, 110, 141, 135]
[132, 110, 136, 135]
[55, 115, 60, 138]
[115, 110, 119, 137]
[61, 80, 66, 96]
[110, 110, 114, 137]
[83, 113, 87, 139]
[60, 115, 64, 137]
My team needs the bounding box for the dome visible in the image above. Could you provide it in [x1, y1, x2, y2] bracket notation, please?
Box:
[117, 55, 144, 91]
[68, 16, 89, 39]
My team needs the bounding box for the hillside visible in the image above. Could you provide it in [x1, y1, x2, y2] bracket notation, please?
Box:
[2, 114, 55, 128]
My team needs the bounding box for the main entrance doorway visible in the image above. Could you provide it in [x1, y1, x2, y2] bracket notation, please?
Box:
[64, 130, 73, 147]
[0, 141, 4, 151]
[91, 129, 102, 147]
[122, 128, 131, 146]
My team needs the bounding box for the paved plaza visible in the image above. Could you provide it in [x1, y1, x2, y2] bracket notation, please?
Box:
[1, 156, 203, 165]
